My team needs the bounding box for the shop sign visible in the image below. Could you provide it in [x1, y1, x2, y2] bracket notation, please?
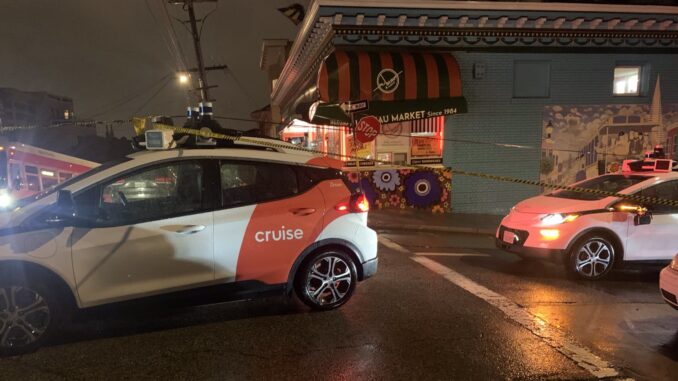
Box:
[355, 116, 381, 143]
[411, 136, 442, 157]
[310, 97, 467, 126]
[344, 160, 376, 167]
[411, 158, 443, 165]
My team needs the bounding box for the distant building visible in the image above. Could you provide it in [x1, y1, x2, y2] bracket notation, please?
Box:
[0, 88, 74, 127]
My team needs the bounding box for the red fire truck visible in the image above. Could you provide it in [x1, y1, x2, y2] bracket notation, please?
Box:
[0, 143, 98, 207]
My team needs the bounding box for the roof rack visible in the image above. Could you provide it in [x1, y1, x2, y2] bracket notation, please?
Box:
[131, 128, 283, 152]
[622, 158, 675, 173]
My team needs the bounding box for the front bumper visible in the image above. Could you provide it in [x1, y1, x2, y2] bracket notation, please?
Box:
[495, 238, 564, 262]
[659, 266, 678, 310]
[361, 258, 378, 280]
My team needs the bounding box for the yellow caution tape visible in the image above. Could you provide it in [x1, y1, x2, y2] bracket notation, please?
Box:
[145, 123, 678, 208]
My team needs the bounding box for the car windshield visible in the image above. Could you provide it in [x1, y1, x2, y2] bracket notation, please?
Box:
[13, 157, 132, 208]
[547, 174, 652, 201]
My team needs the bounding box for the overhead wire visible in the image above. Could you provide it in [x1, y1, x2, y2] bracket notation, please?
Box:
[198, 2, 219, 39]
[219, 69, 258, 109]
[145, 0, 190, 75]
[132, 79, 173, 115]
[85, 74, 172, 119]
[206, 115, 633, 159]
[3, 112, 663, 161]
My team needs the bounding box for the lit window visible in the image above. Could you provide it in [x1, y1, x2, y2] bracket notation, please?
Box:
[613, 66, 640, 95]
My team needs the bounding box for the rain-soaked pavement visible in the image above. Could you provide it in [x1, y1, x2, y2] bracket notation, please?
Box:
[0, 229, 675, 380]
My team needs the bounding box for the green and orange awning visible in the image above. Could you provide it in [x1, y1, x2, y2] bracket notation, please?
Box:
[308, 50, 467, 125]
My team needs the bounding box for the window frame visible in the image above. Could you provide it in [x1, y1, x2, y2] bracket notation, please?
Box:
[71, 158, 219, 228]
[217, 159, 304, 210]
[635, 179, 678, 215]
[612, 65, 642, 97]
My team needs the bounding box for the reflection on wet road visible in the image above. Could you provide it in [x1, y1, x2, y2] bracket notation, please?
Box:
[0, 229, 674, 380]
[381, 230, 677, 381]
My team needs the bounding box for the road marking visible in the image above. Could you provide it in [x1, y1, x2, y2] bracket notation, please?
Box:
[378, 236, 623, 380]
[414, 252, 490, 257]
[378, 236, 411, 253]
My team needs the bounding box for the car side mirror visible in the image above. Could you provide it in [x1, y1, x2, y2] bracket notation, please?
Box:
[616, 203, 653, 226]
[634, 211, 652, 226]
[45, 190, 77, 225]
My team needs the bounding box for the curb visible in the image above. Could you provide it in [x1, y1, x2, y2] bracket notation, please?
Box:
[370, 223, 496, 236]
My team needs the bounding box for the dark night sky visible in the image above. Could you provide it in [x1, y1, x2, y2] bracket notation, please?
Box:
[0, 0, 308, 133]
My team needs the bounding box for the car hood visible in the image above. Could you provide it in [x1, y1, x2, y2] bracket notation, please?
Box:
[513, 195, 612, 214]
[0, 194, 56, 229]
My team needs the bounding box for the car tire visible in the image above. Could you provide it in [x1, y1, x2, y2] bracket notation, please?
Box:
[295, 249, 358, 311]
[0, 274, 66, 356]
[566, 234, 616, 280]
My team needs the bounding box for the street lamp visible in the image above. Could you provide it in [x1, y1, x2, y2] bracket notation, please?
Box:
[178, 72, 190, 85]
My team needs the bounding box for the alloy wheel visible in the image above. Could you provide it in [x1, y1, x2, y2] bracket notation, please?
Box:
[305, 255, 353, 306]
[574, 239, 613, 278]
[0, 286, 51, 350]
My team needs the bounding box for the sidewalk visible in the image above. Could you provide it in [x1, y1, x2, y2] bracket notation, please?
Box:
[368, 209, 502, 235]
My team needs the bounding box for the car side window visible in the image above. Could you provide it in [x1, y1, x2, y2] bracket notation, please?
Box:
[220, 161, 299, 208]
[95, 161, 205, 225]
[639, 180, 678, 214]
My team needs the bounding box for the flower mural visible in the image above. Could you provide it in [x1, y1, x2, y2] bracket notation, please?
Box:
[373, 170, 401, 191]
[343, 168, 451, 212]
[404, 171, 443, 208]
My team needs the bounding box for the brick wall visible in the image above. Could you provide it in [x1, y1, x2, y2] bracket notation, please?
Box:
[446, 52, 678, 215]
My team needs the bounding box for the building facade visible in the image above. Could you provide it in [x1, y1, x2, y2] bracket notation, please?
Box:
[268, 0, 678, 214]
[0, 88, 74, 128]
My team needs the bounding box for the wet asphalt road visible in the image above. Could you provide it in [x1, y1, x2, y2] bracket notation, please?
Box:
[0, 229, 676, 380]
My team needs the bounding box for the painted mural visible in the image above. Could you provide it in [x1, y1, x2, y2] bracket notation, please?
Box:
[343, 168, 452, 213]
[541, 102, 678, 186]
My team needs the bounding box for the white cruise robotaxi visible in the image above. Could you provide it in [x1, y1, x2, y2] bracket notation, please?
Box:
[0, 131, 378, 355]
[497, 158, 678, 280]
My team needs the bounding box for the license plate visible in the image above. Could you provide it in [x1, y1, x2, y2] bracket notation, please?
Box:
[502, 230, 516, 244]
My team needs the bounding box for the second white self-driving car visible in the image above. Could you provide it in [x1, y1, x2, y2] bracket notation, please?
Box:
[497, 158, 678, 280]
[659, 253, 678, 310]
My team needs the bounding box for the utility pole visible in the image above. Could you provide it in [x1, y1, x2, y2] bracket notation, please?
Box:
[185, 0, 210, 102]
[171, 0, 221, 102]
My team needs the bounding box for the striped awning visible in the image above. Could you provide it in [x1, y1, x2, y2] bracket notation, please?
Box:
[309, 50, 467, 125]
[319, 51, 463, 102]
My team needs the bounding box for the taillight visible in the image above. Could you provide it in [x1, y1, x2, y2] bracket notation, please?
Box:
[354, 194, 369, 212]
[335, 193, 370, 213]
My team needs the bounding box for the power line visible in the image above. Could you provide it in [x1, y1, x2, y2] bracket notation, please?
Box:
[132, 79, 173, 116]
[85, 74, 172, 119]
[219, 68, 257, 108]
[206, 115, 664, 159]
[144, 0, 189, 74]
[198, 2, 218, 39]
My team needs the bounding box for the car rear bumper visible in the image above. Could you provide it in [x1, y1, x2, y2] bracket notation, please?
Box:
[361, 258, 378, 280]
[659, 266, 678, 310]
[495, 238, 564, 262]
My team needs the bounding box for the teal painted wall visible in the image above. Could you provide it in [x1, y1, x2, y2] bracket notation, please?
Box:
[445, 52, 678, 214]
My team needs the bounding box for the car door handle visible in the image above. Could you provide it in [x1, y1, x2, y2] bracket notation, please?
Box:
[290, 208, 316, 216]
[171, 225, 206, 235]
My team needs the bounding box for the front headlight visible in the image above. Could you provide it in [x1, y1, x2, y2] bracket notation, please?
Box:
[541, 213, 578, 226]
[0, 193, 13, 209]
